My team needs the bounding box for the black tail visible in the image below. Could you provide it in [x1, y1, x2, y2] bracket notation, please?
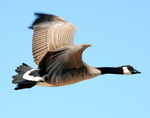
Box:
[12, 63, 37, 90]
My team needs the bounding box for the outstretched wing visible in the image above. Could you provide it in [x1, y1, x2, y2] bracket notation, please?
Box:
[29, 13, 77, 65]
[43, 44, 91, 85]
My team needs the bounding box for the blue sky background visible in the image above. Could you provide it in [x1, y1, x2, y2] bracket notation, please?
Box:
[1, 0, 150, 118]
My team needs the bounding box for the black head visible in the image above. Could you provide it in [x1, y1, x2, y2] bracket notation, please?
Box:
[122, 65, 141, 75]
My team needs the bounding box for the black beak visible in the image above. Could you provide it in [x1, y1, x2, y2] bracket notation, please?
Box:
[133, 69, 141, 74]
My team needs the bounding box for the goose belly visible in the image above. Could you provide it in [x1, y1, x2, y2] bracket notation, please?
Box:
[37, 67, 101, 87]
[37, 73, 100, 87]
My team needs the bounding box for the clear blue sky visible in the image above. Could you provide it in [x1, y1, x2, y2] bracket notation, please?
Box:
[1, 0, 150, 118]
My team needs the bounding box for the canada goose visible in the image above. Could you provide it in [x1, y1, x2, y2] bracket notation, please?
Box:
[12, 13, 141, 90]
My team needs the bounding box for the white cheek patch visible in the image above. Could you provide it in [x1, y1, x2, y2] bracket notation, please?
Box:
[123, 67, 132, 75]
[23, 69, 42, 81]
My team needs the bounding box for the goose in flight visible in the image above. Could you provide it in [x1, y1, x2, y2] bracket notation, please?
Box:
[12, 13, 141, 90]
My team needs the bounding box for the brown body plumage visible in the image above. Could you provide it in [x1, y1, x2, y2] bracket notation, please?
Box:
[12, 13, 141, 90]
[29, 13, 101, 86]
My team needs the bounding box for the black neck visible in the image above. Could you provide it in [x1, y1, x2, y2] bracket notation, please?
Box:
[97, 67, 123, 74]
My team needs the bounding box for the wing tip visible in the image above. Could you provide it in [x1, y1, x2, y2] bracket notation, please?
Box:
[33, 12, 58, 18]
[34, 12, 51, 16]
[29, 12, 63, 29]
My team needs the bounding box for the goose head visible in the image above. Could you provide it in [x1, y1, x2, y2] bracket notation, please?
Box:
[122, 65, 141, 75]
[97, 65, 141, 75]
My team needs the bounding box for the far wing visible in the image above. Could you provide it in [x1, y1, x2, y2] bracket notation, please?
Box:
[29, 13, 77, 65]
